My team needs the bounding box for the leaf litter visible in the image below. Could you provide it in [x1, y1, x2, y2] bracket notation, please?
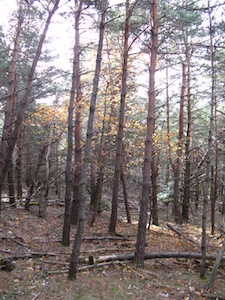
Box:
[0, 204, 224, 299]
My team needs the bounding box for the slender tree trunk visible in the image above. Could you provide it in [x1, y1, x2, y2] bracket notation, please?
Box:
[90, 158, 96, 210]
[54, 141, 61, 198]
[120, 160, 131, 224]
[68, 0, 107, 280]
[0, 0, 60, 211]
[182, 60, 191, 222]
[195, 174, 199, 212]
[212, 79, 218, 235]
[0, 2, 23, 211]
[151, 154, 159, 226]
[135, 0, 158, 267]
[71, 0, 84, 226]
[25, 142, 32, 188]
[109, 0, 130, 234]
[167, 61, 186, 225]
[62, 54, 75, 245]
[8, 160, 16, 206]
[39, 130, 52, 218]
[89, 37, 119, 220]
[200, 0, 214, 278]
[62, 0, 83, 244]
[89, 166, 103, 226]
[173, 63, 186, 224]
[25, 146, 46, 210]
[206, 235, 225, 291]
[210, 166, 215, 234]
[15, 126, 25, 200]
[89, 99, 107, 225]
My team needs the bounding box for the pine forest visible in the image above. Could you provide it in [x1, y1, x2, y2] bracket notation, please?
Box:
[0, 0, 225, 299]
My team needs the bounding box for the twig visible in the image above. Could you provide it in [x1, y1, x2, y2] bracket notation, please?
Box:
[32, 292, 41, 300]
[201, 292, 225, 300]
[119, 261, 151, 280]
[39, 259, 69, 266]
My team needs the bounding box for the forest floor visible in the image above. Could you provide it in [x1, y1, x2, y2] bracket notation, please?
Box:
[0, 195, 225, 300]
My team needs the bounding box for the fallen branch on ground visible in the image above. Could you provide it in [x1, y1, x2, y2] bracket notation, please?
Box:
[201, 292, 225, 300]
[0, 236, 27, 247]
[1, 251, 224, 266]
[166, 223, 215, 249]
[96, 251, 225, 263]
[33, 236, 132, 243]
[0, 252, 59, 264]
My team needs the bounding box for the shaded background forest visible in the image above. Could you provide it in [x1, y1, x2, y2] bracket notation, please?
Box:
[0, 0, 225, 285]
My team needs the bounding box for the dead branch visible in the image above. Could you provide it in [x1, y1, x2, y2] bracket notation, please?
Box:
[83, 236, 132, 241]
[0, 252, 59, 263]
[119, 261, 151, 280]
[31, 292, 41, 300]
[33, 236, 132, 243]
[2, 251, 224, 271]
[96, 251, 225, 263]
[201, 292, 225, 300]
[81, 247, 133, 254]
[166, 223, 200, 246]
[166, 223, 215, 249]
[0, 235, 27, 247]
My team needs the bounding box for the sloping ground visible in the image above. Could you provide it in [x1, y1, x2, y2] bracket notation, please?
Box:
[0, 204, 225, 300]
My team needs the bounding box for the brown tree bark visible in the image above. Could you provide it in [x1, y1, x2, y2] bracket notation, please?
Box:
[62, 0, 83, 244]
[182, 59, 191, 222]
[71, 0, 84, 226]
[15, 125, 25, 200]
[109, 0, 130, 234]
[89, 167, 103, 227]
[25, 146, 46, 210]
[7, 160, 16, 206]
[173, 63, 186, 224]
[135, 0, 158, 267]
[89, 35, 120, 224]
[39, 130, 52, 218]
[210, 166, 215, 234]
[68, 0, 107, 280]
[120, 160, 131, 224]
[0, 2, 23, 211]
[166, 61, 186, 224]
[211, 81, 218, 235]
[151, 152, 159, 226]
[25, 141, 32, 188]
[200, 0, 214, 278]
[0, 0, 60, 211]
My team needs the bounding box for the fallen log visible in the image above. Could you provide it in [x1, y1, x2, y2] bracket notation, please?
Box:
[83, 236, 132, 241]
[1, 251, 224, 269]
[33, 236, 132, 243]
[96, 251, 225, 263]
[0, 252, 59, 264]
